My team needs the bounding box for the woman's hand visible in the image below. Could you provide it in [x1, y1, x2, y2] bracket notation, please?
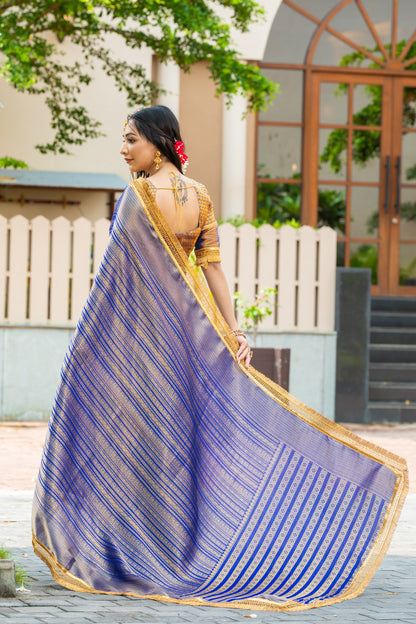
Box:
[201, 263, 252, 369]
[235, 334, 252, 370]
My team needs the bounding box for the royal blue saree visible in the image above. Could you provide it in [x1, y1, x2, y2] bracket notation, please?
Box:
[32, 179, 408, 611]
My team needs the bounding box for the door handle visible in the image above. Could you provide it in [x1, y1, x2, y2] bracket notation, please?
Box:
[384, 155, 390, 214]
[395, 156, 401, 215]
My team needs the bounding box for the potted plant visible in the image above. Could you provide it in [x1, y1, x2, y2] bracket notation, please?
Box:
[234, 288, 290, 390]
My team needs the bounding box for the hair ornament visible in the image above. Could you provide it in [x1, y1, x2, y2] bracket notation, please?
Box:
[174, 140, 189, 171]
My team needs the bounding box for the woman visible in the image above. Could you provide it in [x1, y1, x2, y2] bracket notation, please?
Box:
[33, 106, 408, 612]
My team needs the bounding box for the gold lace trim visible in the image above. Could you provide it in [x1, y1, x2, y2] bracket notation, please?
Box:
[195, 247, 221, 268]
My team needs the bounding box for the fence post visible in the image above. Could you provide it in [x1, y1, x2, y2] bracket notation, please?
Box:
[30, 216, 50, 323]
[298, 226, 317, 330]
[8, 215, 29, 323]
[50, 216, 71, 324]
[277, 225, 297, 330]
[257, 224, 278, 329]
[71, 218, 92, 322]
[318, 226, 337, 331]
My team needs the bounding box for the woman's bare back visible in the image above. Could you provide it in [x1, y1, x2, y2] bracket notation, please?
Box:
[147, 172, 200, 234]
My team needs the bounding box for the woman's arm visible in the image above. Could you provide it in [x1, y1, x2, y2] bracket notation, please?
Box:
[202, 262, 252, 369]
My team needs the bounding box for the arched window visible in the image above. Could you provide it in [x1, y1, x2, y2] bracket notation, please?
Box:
[258, 0, 416, 295]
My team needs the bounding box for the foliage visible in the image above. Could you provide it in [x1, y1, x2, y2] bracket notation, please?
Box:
[0, 156, 28, 169]
[406, 164, 416, 180]
[234, 287, 277, 347]
[400, 256, 416, 285]
[320, 40, 416, 174]
[349, 244, 378, 285]
[218, 214, 301, 229]
[0, 0, 277, 154]
[0, 546, 29, 587]
[256, 173, 346, 231]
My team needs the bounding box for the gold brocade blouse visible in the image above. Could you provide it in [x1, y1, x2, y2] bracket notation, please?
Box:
[146, 178, 221, 268]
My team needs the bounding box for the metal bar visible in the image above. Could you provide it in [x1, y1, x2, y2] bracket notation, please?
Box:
[384, 155, 390, 214]
[395, 155, 401, 214]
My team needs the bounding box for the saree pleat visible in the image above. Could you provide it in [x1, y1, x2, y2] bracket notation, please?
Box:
[32, 179, 408, 611]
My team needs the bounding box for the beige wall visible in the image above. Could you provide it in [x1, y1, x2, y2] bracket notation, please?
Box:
[0, 187, 115, 222]
[179, 63, 223, 217]
[245, 109, 257, 220]
[0, 35, 151, 183]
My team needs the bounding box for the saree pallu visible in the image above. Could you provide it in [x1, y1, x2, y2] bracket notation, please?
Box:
[32, 179, 408, 611]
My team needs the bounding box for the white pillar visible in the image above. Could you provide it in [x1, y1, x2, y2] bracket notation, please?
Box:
[155, 60, 180, 119]
[221, 95, 247, 219]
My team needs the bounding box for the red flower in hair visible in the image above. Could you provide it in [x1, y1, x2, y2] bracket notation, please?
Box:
[174, 140, 188, 166]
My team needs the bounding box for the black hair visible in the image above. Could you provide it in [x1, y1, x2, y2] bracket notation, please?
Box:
[127, 105, 184, 174]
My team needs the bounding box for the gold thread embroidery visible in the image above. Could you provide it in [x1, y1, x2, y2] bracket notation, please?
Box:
[195, 247, 221, 268]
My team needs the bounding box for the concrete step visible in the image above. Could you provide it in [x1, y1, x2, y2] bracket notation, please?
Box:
[369, 363, 416, 383]
[369, 381, 416, 402]
[371, 296, 416, 313]
[370, 344, 416, 363]
[370, 327, 416, 345]
[367, 401, 416, 423]
[371, 311, 416, 328]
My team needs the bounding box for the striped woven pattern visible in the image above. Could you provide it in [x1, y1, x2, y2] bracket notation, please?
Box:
[32, 183, 407, 611]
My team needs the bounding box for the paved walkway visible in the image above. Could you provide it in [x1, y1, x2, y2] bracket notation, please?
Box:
[0, 423, 415, 623]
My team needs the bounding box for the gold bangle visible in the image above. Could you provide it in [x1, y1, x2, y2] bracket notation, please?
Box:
[230, 329, 246, 338]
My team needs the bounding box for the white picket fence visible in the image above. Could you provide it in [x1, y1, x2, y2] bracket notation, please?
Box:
[0, 215, 337, 330]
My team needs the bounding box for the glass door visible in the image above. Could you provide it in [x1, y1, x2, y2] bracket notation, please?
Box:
[389, 77, 416, 294]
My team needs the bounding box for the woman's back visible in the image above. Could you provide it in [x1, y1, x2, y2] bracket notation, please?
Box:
[147, 172, 200, 235]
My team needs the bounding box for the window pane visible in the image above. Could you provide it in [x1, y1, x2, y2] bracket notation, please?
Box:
[291, 0, 336, 20]
[350, 186, 379, 239]
[360, 0, 392, 48]
[320, 82, 348, 125]
[317, 185, 346, 235]
[400, 188, 416, 241]
[319, 128, 347, 181]
[259, 70, 303, 123]
[257, 126, 301, 179]
[402, 131, 416, 182]
[330, 1, 378, 51]
[351, 130, 381, 182]
[398, 1, 416, 47]
[257, 181, 301, 224]
[353, 84, 382, 126]
[402, 88, 416, 130]
[313, 31, 356, 66]
[337, 241, 345, 267]
[263, 2, 316, 63]
[400, 244, 416, 286]
[350, 242, 378, 284]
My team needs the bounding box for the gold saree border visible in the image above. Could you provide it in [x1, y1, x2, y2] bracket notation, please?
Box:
[31, 533, 365, 612]
[33, 179, 409, 612]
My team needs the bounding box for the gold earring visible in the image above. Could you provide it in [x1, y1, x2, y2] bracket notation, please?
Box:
[154, 151, 162, 170]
